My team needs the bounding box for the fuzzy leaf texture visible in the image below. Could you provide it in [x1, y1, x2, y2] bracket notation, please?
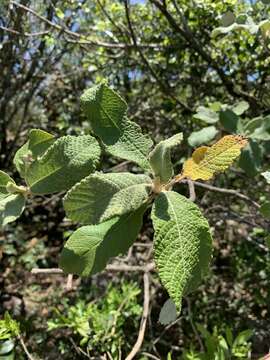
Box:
[149, 133, 183, 184]
[60, 205, 146, 276]
[26, 135, 101, 194]
[13, 129, 55, 177]
[64, 172, 152, 225]
[151, 191, 212, 310]
[182, 135, 248, 181]
[80, 82, 153, 170]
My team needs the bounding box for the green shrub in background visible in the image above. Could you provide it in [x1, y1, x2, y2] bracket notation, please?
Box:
[47, 281, 142, 358]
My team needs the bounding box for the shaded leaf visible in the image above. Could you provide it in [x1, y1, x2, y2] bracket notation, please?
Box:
[219, 109, 240, 133]
[238, 140, 263, 177]
[260, 202, 270, 219]
[60, 205, 146, 276]
[182, 135, 248, 181]
[159, 298, 178, 325]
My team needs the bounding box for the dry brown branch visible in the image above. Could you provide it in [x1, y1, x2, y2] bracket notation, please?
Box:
[0, 25, 49, 37]
[18, 335, 35, 360]
[187, 179, 196, 202]
[66, 274, 73, 290]
[10, 1, 161, 50]
[31, 263, 155, 275]
[183, 180, 260, 208]
[125, 272, 150, 360]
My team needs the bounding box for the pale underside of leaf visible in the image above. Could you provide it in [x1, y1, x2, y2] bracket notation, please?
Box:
[159, 298, 178, 325]
[149, 133, 183, 184]
[59, 205, 146, 276]
[0, 171, 15, 200]
[81, 83, 153, 170]
[0, 194, 25, 228]
[26, 135, 101, 194]
[182, 135, 248, 181]
[64, 172, 152, 225]
[151, 191, 212, 310]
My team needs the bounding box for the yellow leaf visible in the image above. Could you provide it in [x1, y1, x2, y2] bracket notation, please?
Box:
[182, 135, 248, 181]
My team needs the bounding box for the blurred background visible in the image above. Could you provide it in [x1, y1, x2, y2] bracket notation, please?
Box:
[0, 0, 270, 359]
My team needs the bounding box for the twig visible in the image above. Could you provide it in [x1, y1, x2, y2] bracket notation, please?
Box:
[0, 25, 49, 37]
[141, 352, 160, 360]
[123, 0, 192, 112]
[31, 268, 64, 274]
[153, 317, 181, 345]
[149, 0, 259, 108]
[66, 274, 73, 290]
[125, 272, 150, 360]
[184, 180, 260, 208]
[18, 335, 35, 360]
[187, 179, 196, 202]
[69, 338, 90, 358]
[31, 263, 155, 275]
[10, 1, 161, 50]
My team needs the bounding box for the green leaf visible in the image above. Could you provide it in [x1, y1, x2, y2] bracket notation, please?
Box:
[151, 191, 212, 310]
[265, 235, 270, 248]
[231, 101, 249, 116]
[13, 142, 31, 178]
[193, 106, 219, 124]
[81, 83, 153, 170]
[188, 126, 218, 147]
[149, 133, 183, 184]
[0, 171, 15, 200]
[0, 194, 25, 227]
[55, 7, 65, 19]
[238, 140, 263, 177]
[13, 129, 55, 177]
[262, 171, 270, 184]
[64, 172, 152, 225]
[26, 135, 100, 194]
[232, 330, 252, 347]
[59, 205, 146, 276]
[159, 298, 178, 325]
[244, 116, 270, 141]
[28, 129, 55, 158]
[0, 340, 14, 355]
[260, 202, 270, 219]
[219, 109, 240, 133]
